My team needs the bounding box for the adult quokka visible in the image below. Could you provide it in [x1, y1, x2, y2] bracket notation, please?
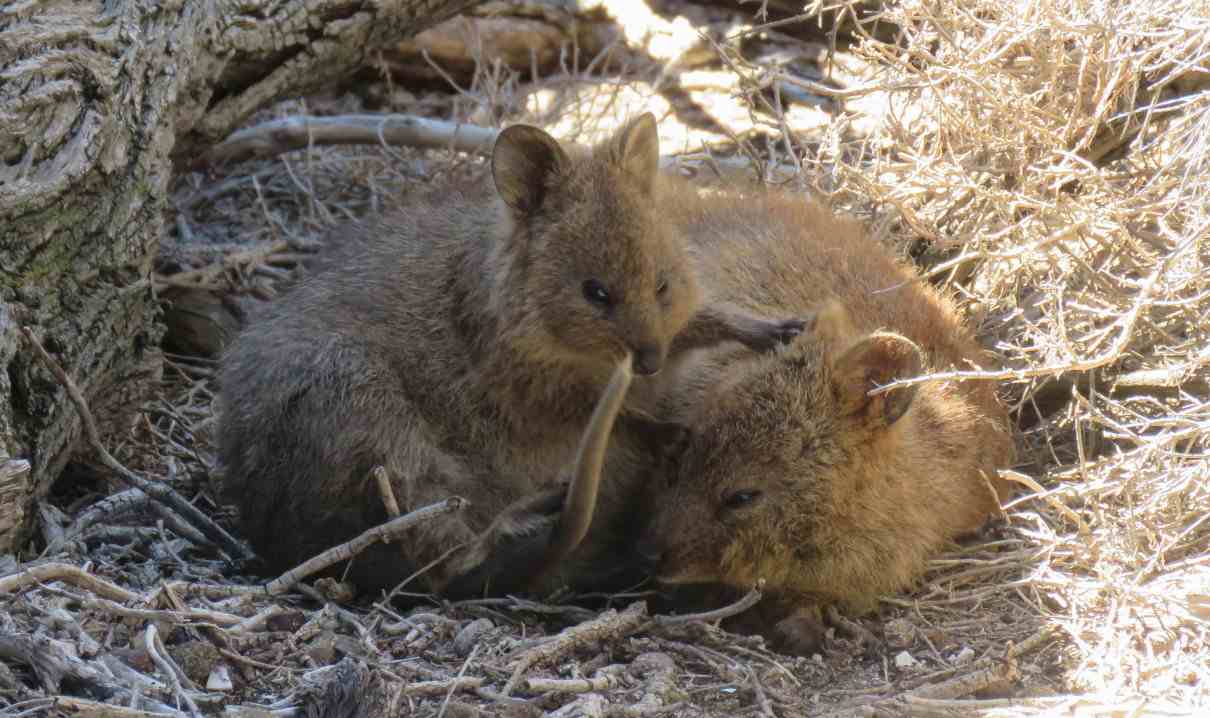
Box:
[216, 114, 803, 596]
[634, 188, 1016, 654]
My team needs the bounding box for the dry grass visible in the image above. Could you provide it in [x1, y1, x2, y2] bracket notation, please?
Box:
[782, 0, 1210, 710]
[3, 0, 1208, 715]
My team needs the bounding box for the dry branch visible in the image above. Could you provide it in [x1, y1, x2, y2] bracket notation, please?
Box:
[194, 113, 799, 185]
[195, 115, 498, 170]
[144, 624, 201, 717]
[264, 497, 465, 595]
[503, 601, 649, 695]
[0, 562, 140, 603]
[404, 676, 486, 697]
[653, 581, 764, 627]
[521, 668, 622, 695]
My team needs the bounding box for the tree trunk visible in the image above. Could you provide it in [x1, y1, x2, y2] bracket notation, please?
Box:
[0, 0, 482, 554]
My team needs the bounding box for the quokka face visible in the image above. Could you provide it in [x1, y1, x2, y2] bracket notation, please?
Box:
[637, 302, 929, 597]
[492, 114, 700, 377]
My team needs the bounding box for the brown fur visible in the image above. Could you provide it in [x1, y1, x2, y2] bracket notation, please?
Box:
[216, 115, 802, 597]
[636, 186, 1017, 654]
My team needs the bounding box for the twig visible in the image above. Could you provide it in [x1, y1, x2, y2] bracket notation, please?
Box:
[264, 497, 465, 595]
[503, 601, 649, 696]
[0, 561, 140, 602]
[46, 697, 183, 717]
[83, 596, 243, 627]
[771, 71, 925, 100]
[437, 644, 480, 717]
[652, 581, 764, 627]
[374, 466, 402, 518]
[19, 327, 252, 560]
[521, 668, 622, 695]
[196, 114, 499, 169]
[405, 676, 485, 697]
[145, 624, 201, 716]
[749, 667, 777, 718]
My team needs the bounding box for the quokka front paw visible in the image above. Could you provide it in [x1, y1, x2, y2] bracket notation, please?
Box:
[770, 608, 829, 657]
[443, 485, 569, 598]
[741, 317, 809, 352]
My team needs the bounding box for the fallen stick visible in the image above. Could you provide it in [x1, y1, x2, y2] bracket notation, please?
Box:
[84, 596, 243, 627]
[47, 697, 184, 717]
[20, 327, 252, 561]
[195, 113, 799, 185]
[195, 114, 498, 169]
[145, 624, 202, 717]
[521, 668, 622, 695]
[0, 561, 140, 602]
[264, 497, 465, 595]
[652, 580, 764, 627]
[405, 676, 485, 697]
[503, 601, 649, 696]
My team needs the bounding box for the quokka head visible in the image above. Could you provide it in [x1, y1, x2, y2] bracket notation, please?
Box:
[491, 113, 698, 376]
[636, 301, 927, 591]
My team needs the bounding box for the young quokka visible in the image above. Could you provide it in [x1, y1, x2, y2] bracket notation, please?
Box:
[216, 114, 803, 596]
[634, 189, 1016, 655]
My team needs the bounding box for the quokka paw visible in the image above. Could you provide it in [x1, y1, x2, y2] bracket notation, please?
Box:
[744, 317, 809, 351]
[771, 610, 829, 657]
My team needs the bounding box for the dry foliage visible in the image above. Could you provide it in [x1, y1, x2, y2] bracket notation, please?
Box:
[772, 0, 1210, 711]
[3, 0, 1209, 715]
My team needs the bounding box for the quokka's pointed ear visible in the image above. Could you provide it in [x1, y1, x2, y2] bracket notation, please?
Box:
[610, 113, 660, 193]
[831, 331, 925, 427]
[808, 299, 858, 348]
[492, 124, 569, 215]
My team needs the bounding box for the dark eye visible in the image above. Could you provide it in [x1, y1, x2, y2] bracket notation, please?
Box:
[582, 279, 612, 307]
[656, 277, 669, 296]
[722, 489, 762, 510]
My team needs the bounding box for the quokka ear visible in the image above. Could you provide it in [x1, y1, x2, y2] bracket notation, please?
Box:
[809, 299, 858, 348]
[492, 124, 569, 215]
[610, 113, 660, 194]
[832, 331, 925, 427]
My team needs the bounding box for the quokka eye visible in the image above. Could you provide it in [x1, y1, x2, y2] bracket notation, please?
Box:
[656, 277, 669, 296]
[582, 279, 612, 307]
[722, 489, 762, 509]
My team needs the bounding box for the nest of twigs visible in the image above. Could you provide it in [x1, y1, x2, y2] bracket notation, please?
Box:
[3, 0, 1208, 715]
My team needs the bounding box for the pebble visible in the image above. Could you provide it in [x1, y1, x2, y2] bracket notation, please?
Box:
[893, 650, 918, 669]
[207, 663, 234, 691]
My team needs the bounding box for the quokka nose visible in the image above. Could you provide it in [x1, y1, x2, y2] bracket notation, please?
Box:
[632, 345, 663, 376]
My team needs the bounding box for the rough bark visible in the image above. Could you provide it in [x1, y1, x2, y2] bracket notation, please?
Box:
[0, 0, 482, 554]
